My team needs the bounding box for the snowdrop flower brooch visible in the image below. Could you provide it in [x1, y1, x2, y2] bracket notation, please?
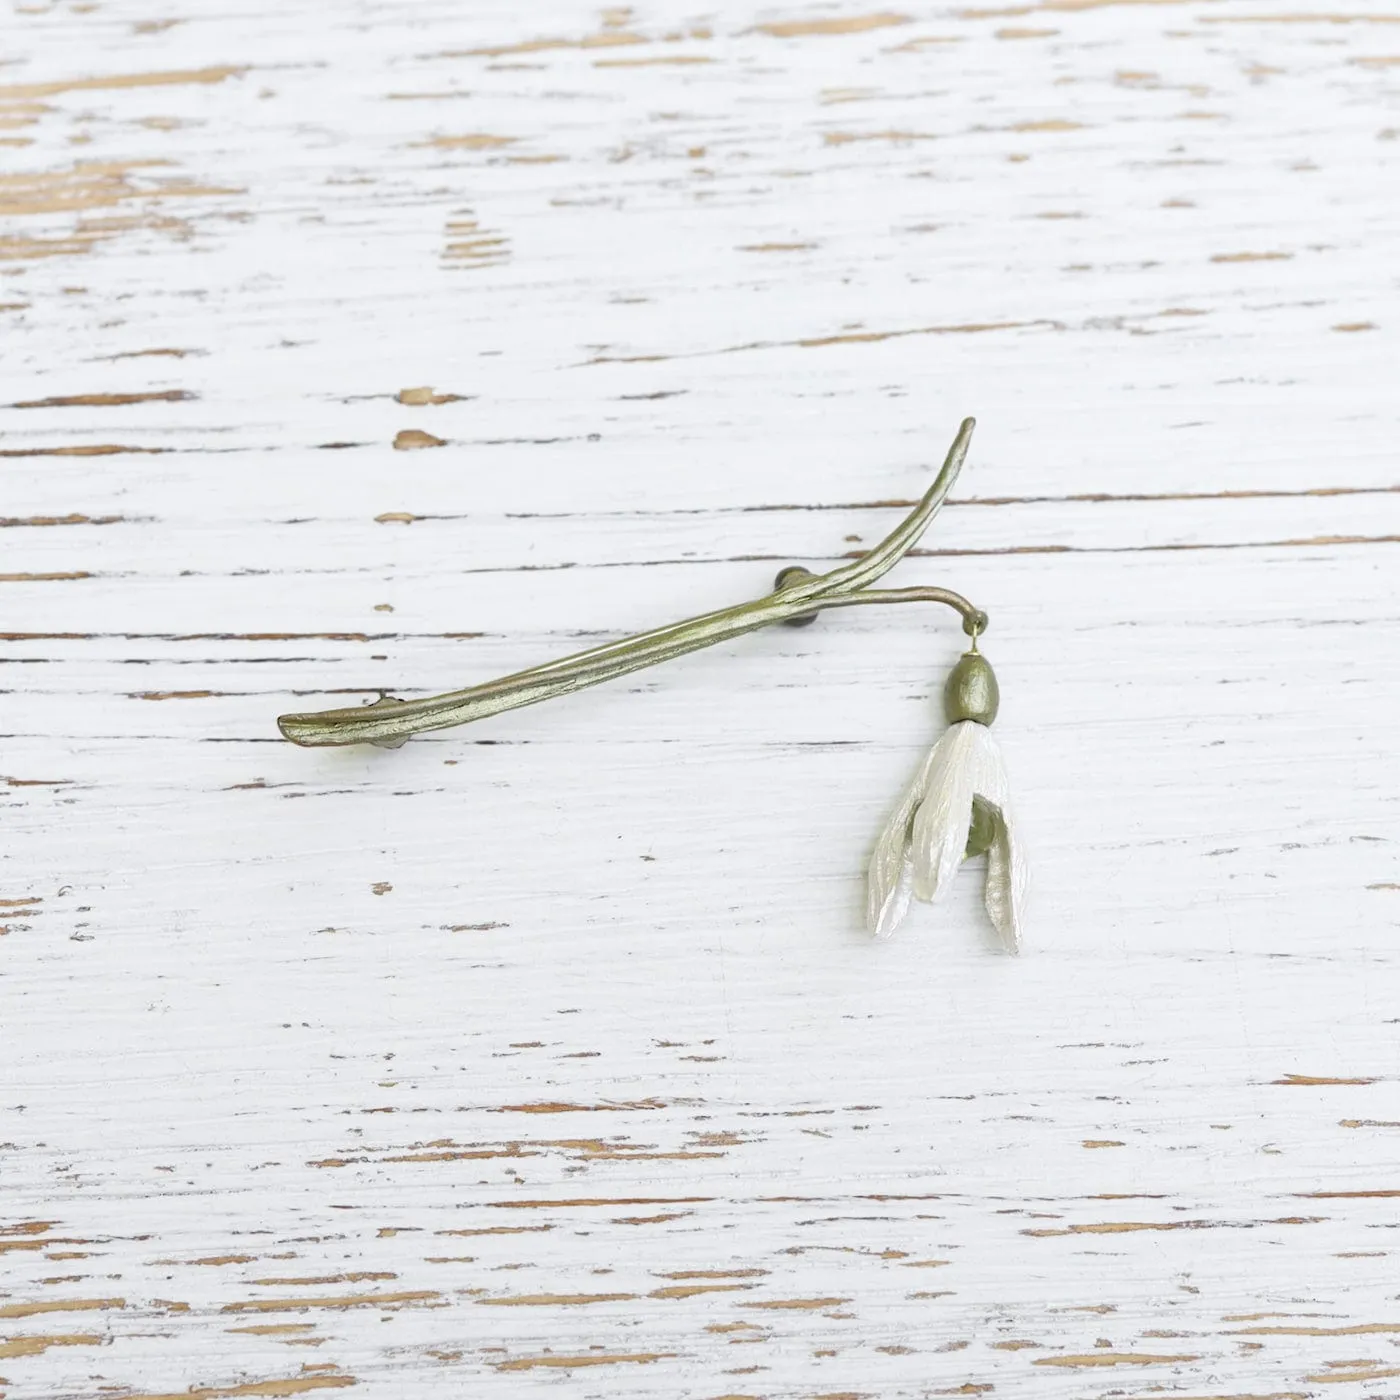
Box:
[278, 417, 1025, 951]
[866, 640, 1025, 950]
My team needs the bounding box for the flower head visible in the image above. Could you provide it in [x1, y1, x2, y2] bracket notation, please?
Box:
[867, 651, 1026, 950]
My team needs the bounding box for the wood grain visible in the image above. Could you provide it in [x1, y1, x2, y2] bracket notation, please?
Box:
[2, 1, 1397, 1396]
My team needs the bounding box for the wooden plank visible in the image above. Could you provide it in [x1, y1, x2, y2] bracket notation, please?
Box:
[2, 1, 1398, 1396]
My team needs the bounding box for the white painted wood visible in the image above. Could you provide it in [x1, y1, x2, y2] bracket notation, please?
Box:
[3, 1, 1399, 1396]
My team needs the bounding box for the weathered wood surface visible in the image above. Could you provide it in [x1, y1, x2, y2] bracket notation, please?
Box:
[3, 1, 1399, 1396]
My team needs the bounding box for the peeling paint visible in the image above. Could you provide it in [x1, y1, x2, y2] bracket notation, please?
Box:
[0, 1333, 105, 1358]
[0, 66, 244, 101]
[0, 1297, 124, 1319]
[494, 1352, 675, 1371]
[222, 1291, 441, 1313]
[752, 14, 910, 37]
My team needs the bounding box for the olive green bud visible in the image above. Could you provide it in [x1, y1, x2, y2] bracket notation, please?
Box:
[964, 794, 1000, 859]
[944, 651, 999, 726]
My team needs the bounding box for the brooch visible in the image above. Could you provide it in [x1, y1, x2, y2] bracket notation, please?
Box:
[278, 418, 1025, 950]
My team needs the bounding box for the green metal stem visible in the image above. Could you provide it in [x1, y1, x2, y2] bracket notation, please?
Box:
[278, 418, 985, 749]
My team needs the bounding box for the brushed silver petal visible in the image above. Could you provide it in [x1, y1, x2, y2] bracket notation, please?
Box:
[910, 721, 980, 904]
[866, 743, 940, 939]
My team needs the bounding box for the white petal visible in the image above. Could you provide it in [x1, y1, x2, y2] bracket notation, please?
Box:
[866, 744, 940, 939]
[870, 853, 915, 941]
[960, 725, 1026, 952]
[984, 801, 1028, 953]
[909, 722, 981, 904]
[961, 720, 1014, 810]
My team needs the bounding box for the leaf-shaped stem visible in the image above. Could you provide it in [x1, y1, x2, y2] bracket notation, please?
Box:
[278, 419, 984, 748]
[805, 416, 977, 598]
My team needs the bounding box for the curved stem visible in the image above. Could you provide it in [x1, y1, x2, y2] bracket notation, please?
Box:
[815, 586, 986, 627]
[806, 417, 976, 597]
[278, 420, 984, 749]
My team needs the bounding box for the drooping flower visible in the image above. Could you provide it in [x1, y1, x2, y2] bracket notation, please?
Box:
[867, 649, 1026, 950]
